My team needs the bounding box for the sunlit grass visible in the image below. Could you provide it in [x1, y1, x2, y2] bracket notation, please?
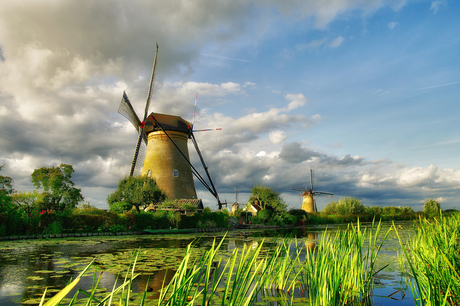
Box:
[395, 212, 460, 305]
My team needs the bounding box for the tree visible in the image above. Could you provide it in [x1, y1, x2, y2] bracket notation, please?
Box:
[31, 164, 84, 211]
[12, 191, 39, 215]
[0, 165, 14, 212]
[324, 197, 364, 215]
[248, 185, 287, 213]
[423, 199, 441, 215]
[107, 176, 166, 213]
[257, 209, 273, 223]
[0, 166, 25, 236]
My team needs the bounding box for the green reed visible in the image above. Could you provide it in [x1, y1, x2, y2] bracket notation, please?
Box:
[395, 212, 460, 306]
[298, 220, 390, 305]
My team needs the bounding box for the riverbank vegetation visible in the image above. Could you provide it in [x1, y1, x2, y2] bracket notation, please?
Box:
[1, 165, 456, 237]
[396, 212, 460, 305]
[0, 165, 228, 236]
[245, 193, 450, 228]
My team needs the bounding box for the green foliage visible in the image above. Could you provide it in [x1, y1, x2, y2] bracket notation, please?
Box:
[0, 168, 34, 236]
[73, 203, 105, 215]
[0, 165, 14, 213]
[288, 209, 309, 225]
[289, 209, 309, 219]
[324, 197, 365, 215]
[159, 199, 198, 213]
[424, 198, 441, 215]
[46, 220, 63, 234]
[107, 175, 166, 212]
[395, 212, 460, 305]
[109, 201, 128, 214]
[133, 212, 153, 230]
[366, 205, 383, 216]
[31, 164, 84, 211]
[257, 209, 273, 223]
[248, 185, 287, 213]
[232, 207, 243, 218]
[150, 211, 173, 229]
[379, 206, 416, 221]
[178, 211, 228, 229]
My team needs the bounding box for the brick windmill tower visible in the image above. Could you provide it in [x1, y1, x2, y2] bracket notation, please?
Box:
[291, 169, 333, 213]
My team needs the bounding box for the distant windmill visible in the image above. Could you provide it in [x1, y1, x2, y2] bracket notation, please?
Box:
[117, 45, 223, 209]
[291, 169, 333, 213]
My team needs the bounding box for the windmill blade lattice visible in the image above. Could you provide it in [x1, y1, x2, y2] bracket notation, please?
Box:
[118, 92, 141, 133]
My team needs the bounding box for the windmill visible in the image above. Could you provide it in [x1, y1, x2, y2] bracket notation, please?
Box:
[291, 169, 333, 213]
[117, 45, 223, 209]
[231, 188, 240, 214]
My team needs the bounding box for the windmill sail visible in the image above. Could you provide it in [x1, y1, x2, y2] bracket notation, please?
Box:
[129, 44, 159, 177]
[118, 92, 141, 132]
[132, 139, 146, 176]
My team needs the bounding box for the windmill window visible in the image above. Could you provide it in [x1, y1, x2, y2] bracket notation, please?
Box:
[147, 170, 151, 177]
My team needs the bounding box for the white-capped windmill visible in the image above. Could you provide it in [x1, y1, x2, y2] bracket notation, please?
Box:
[117, 45, 223, 209]
[291, 169, 333, 213]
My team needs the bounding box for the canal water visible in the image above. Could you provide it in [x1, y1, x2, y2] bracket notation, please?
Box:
[0, 222, 415, 305]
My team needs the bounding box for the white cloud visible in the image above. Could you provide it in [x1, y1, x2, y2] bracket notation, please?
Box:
[388, 21, 399, 29]
[269, 131, 287, 144]
[330, 37, 344, 48]
[285, 93, 307, 110]
[397, 164, 438, 187]
[296, 38, 327, 51]
[430, 1, 446, 14]
[0, 106, 9, 116]
[263, 0, 408, 28]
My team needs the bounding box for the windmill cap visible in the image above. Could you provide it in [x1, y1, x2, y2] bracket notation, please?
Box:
[144, 112, 192, 134]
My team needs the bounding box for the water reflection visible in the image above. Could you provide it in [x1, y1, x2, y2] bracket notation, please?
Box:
[138, 270, 176, 299]
[305, 232, 317, 253]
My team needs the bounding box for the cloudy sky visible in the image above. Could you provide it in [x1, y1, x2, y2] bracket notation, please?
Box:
[1, 0, 459, 211]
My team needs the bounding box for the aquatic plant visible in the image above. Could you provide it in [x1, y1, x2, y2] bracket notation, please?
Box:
[296, 220, 390, 305]
[395, 212, 460, 305]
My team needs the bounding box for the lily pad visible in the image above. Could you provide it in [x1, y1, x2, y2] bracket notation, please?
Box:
[26, 276, 44, 281]
[22, 298, 44, 304]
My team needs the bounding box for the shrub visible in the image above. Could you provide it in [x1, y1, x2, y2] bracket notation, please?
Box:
[132, 212, 154, 230]
[424, 199, 441, 216]
[177, 211, 228, 229]
[324, 197, 365, 216]
[288, 209, 309, 220]
[73, 204, 106, 215]
[46, 220, 63, 234]
[109, 201, 128, 214]
[257, 209, 273, 223]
